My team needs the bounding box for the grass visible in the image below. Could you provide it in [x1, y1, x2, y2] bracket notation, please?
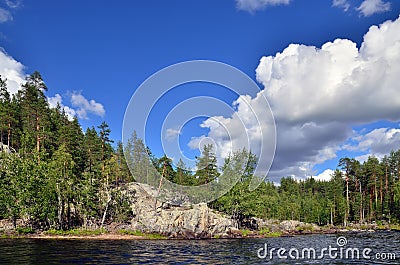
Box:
[241, 229, 251, 237]
[44, 228, 107, 236]
[117, 229, 167, 239]
[388, 224, 400, 231]
[16, 227, 34, 234]
[258, 228, 282, 238]
[117, 229, 145, 236]
[145, 233, 167, 239]
[296, 224, 315, 232]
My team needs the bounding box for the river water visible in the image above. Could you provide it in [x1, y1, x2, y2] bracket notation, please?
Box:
[0, 231, 399, 264]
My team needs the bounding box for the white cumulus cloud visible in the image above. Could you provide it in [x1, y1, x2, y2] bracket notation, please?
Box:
[346, 127, 400, 155]
[192, 16, 400, 180]
[255, 16, 400, 177]
[0, 48, 25, 94]
[357, 0, 391, 17]
[70, 92, 105, 120]
[236, 0, 290, 12]
[311, 169, 335, 182]
[256, 17, 400, 124]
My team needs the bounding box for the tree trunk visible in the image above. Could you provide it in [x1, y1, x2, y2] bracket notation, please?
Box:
[385, 165, 389, 217]
[101, 173, 111, 228]
[359, 181, 363, 223]
[7, 122, 10, 147]
[380, 175, 383, 217]
[345, 174, 349, 226]
[36, 115, 40, 163]
[154, 163, 166, 210]
[56, 183, 63, 230]
[374, 173, 378, 218]
[101, 194, 111, 228]
[370, 187, 373, 221]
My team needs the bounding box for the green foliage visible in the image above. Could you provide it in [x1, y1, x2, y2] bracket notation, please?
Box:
[258, 228, 282, 237]
[1, 70, 400, 234]
[195, 144, 219, 185]
[117, 229, 144, 236]
[44, 228, 106, 236]
[241, 229, 251, 236]
[16, 227, 34, 234]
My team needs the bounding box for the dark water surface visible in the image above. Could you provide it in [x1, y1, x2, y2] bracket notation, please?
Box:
[0, 231, 399, 264]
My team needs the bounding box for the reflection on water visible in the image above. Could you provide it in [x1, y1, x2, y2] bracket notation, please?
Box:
[0, 231, 399, 264]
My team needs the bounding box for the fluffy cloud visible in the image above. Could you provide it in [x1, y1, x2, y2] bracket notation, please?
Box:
[0, 48, 103, 121]
[47, 93, 62, 109]
[70, 92, 105, 120]
[236, 0, 290, 12]
[47, 93, 77, 121]
[0, 48, 25, 94]
[257, 17, 400, 124]
[346, 128, 400, 155]
[311, 169, 335, 182]
[192, 16, 400, 179]
[256, 16, 400, 177]
[357, 0, 391, 17]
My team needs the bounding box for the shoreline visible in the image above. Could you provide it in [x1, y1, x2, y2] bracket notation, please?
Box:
[1, 226, 398, 240]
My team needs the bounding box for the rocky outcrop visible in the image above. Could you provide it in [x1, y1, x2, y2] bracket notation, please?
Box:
[123, 183, 325, 238]
[126, 183, 236, 238]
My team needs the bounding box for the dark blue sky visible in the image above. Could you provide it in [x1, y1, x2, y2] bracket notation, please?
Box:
[1, 0, 400, 180]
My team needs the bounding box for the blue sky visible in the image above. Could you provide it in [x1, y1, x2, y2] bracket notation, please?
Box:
[1, 0, 400, 182]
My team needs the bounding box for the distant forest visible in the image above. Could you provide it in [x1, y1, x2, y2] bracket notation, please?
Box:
[1, 71, 400, 231]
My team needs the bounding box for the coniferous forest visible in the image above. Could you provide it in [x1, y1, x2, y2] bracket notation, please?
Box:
[1, 71, 400, 231]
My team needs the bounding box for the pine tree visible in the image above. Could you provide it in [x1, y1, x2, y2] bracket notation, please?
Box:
[0, 76, 17, 148]
[195, 144, 219, 185]
[98, 121, 114, 173]
[18, 71, 50, 162]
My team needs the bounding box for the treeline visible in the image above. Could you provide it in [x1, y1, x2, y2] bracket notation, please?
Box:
[212, 151, 400, 226]
[0, 72, 135, 229]
[0, 71, 228, 230]
[1, 71, 400, 230]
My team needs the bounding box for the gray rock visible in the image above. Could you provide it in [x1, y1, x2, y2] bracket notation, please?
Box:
[125, 183, 235, 238]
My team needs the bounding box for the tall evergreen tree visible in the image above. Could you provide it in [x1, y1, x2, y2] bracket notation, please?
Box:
[195, 144, 219, 185]
[18, 71, 50, 162]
